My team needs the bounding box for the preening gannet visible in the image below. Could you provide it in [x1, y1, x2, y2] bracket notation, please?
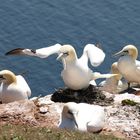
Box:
[0, 70, 31, 103]
[114, 45, 140, 86]
[6, 44, 116, 90]
[59, 102, 105, 132]
[99, 62, 128, 93]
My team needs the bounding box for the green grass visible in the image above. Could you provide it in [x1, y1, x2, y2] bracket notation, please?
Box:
[0, 124, 124, 140]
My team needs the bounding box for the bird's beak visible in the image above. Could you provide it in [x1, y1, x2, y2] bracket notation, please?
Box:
[73, 113, 79, 129]
[73, 117, 78, 128]
[57, 53, 64, 60]
[57, 52, 68, 60]
[113, 50, 124, 57]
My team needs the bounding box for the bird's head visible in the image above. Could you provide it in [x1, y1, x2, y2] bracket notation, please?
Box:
[114, 45, 138, 60]
[62, 102, 79, 128]
[57, 45, 77, 62]
[0, 70, 17, 84]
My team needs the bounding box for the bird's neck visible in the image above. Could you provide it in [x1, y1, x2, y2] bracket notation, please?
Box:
[80, 51, 88, 64]
[69, 51, 78, 62]
[63, 59, 77, 70]
[131, 49, 138, 60]
[5, 74, 17, 85]
[63, 52, 78, 67]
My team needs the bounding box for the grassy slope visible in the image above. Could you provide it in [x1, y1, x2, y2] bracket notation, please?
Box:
[0, 124, 124, 140]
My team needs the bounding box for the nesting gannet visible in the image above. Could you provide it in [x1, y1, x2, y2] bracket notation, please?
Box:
[0, 70, 31, 103]
[114, 45, 140, 87]
[99, 62, 128, 93]
[6, 44, 116, 90]
[59, 102, 105, 132]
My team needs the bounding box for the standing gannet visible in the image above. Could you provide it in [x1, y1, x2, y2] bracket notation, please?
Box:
[99, 62, 128, 93]
[0, 70, 31, 103]
[6, 44, 116, 90]
[114, 45, 140, 87]
[59, 102, 105, 132]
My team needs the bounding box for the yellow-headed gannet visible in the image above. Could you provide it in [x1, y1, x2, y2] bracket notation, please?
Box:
[99, 62, 128, 93]
[114, 45, 140, 87]
[59, 102, 105, 132]
[0, 70, 31, 103]
[6, 44, 116, 90]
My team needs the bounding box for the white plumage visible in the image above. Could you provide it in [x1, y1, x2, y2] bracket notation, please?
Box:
[6, 43, 116, 90]
[114, 45, 140, 85]
[99, 62, 128, 93]
[0, 70, 31, 103]
[59, 102, 105, 132]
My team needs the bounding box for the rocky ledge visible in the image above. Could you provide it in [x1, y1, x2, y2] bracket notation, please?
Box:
[0, 86, 140, 140]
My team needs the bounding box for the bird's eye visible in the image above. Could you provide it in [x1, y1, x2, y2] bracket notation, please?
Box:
[63, 52, 69, 55]
[0, 75, 4, 79]
[123, 50, 128, 53]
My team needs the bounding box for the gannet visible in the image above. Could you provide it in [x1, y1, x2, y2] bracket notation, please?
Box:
[0, 70, 31, 103]
[59, 102, 105, 132]
[114, 45, 140, 87]
[99, 62, 128, 93]
[6, 44, 116, 90]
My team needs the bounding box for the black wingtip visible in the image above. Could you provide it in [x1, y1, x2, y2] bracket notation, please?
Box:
[5, 51, 12, 55]
[5, 48, 25, 55]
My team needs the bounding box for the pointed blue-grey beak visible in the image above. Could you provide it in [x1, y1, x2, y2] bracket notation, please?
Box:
[113, 50, 125, 57]
[57, 53, 64, 60]
[57, 52, 69, 60]
[72, 113, 79, 129]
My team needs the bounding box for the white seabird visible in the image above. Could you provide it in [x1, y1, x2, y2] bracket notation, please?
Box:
[6, 44, 116, 90]
[99, 62, 128, 93]
[114, 45, 140, 87]
[59, 102, 105, 132]
[0, 70, 31, 103]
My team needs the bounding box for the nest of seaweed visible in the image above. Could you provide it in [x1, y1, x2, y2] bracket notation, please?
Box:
[51, 85, 113, 106]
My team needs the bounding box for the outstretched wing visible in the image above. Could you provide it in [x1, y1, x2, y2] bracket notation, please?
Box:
[5, 44, 62, 58]
[81, 44, 105, 67]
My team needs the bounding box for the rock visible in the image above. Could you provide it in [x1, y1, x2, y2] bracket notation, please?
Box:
[0, 99, 37, 126]
[0, 98, 63, 128]
[105, 104, 140, 140]
[31, 95, 64, 128]
[39, 106, 48, 114]
[37, 95, 54, 106]
[0, 89, 139, 140]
